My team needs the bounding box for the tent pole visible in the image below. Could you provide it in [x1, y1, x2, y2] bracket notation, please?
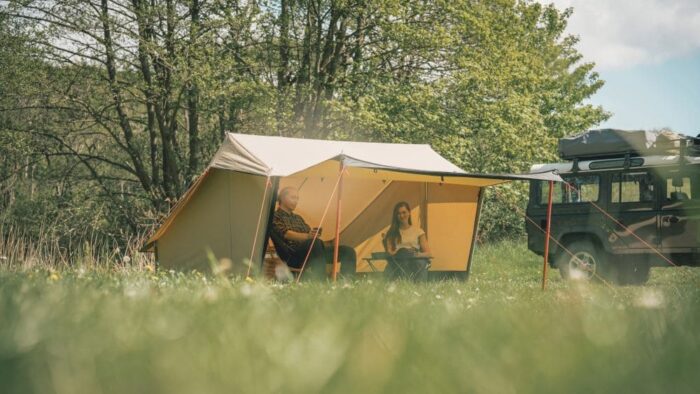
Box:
[259, 177, 280, 271]
[465, 188, 485, 281]
[332, 161, 345, 281]
[542, 180, 554, 290]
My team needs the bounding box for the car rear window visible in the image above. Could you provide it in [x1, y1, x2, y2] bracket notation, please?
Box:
[664, 172, 700, 203]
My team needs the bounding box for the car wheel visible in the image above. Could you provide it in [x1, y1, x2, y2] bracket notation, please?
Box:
[556, 241, 604, 281]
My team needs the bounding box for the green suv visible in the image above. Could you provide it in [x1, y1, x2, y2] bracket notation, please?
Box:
[526, 130, 700, 285]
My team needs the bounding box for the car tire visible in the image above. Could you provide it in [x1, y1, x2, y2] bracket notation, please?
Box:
[556, 241, 606, 282]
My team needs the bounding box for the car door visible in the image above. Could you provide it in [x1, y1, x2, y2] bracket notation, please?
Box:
[659, 166, 700, 253]
[608, 171, 660, 252]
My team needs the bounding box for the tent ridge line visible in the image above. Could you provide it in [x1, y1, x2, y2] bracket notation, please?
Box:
[230, 132, 431, 148]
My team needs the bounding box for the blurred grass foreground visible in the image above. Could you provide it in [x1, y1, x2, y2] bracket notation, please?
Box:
[1, 240, 700, 394]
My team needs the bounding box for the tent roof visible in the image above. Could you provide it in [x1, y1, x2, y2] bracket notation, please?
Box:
[209, 133, 562, 184]
[210, 133, 466, 176]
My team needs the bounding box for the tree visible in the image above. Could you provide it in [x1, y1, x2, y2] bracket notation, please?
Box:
[0, 0, 609, 247]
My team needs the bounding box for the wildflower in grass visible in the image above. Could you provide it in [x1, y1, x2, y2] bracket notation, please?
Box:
[145, 264, 155, 273]
[245, 276, 255, 283]
[48, 270, 60, 281]
[274, 262, 293, 282]
[636, 289, 665, 309]
[213, 258, 232, 276]
[203, 287, 219, 302]
[240, 283, 253, 297]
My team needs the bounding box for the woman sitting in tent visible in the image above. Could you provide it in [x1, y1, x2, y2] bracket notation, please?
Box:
[384, 201, 431, 281]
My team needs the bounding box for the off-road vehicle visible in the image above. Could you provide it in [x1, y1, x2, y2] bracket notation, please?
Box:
[526, 129, 700, 285]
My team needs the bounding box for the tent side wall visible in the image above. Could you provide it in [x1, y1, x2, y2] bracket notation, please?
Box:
[426, 183, 481, 272]
[156, 169, 271, 272]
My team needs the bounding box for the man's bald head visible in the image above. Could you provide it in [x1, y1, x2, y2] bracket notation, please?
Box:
[278, 186, 299, 212]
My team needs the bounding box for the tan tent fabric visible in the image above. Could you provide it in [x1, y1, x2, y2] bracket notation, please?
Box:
[146, 133, 562, 276]
[157, 170, 272, 272]
[426, 183, 480, 271]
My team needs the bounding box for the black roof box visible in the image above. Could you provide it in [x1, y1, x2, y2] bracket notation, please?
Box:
[558, 128, 686, 160]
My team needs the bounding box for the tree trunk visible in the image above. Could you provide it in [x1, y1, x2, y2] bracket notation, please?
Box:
[276, 0, 291, 135]
[100, 0, 152, 196]
[187, 0, 201, 181]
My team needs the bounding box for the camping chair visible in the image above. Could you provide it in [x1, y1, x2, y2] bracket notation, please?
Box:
[263, 243, 300, 281]
[266, 231, 303, 280]
[267, 230, 341, 280]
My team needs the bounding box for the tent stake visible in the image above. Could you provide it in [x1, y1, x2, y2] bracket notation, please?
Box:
[332, 162, 345, 281]
[542, 180, 554, 290]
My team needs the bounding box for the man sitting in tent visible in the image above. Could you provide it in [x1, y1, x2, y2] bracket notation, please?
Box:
[270, 187, 356, 278]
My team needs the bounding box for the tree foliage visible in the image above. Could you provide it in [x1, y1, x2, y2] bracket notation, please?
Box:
[0, 0, 608, 247]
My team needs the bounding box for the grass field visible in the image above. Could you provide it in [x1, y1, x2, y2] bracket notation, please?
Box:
[1, 240, 699, 394]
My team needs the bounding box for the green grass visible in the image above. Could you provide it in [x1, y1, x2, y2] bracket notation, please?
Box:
[1, 240, 700, 394]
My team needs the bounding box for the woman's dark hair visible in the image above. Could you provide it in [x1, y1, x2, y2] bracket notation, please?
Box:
[385, 201, 411, 250]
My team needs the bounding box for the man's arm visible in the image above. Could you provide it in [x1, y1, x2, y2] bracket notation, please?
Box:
[273, 211, 319, 242]
[284, 229, 314, 242]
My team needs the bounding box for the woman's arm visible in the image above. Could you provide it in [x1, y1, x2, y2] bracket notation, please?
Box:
[385, 237, 397, 255]
[415, 234, 431, 258]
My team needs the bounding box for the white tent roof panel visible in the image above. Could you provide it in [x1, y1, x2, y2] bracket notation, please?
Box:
[212, 133, 472, 177]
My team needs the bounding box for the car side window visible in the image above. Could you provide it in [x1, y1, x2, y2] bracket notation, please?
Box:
[666, 177, 692, 201]
[664, 172, 700, 204]
[611, 172, 654, 204]
[539, 175, 599, 205]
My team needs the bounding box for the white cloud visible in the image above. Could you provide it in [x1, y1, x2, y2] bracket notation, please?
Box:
[545, 0, 700, 70]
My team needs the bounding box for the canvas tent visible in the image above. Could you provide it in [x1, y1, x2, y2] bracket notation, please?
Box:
[143, 133, 561, 278]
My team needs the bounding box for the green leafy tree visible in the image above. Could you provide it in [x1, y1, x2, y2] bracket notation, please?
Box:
[0, 0, 608, 248]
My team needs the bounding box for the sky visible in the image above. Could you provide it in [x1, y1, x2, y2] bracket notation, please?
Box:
[545, 0, 700, 136]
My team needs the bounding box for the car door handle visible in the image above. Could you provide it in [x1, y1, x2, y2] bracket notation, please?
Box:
[662, 215, 680, 224]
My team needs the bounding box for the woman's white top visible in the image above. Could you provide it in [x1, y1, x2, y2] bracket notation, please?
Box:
[397, 226, 425, 250]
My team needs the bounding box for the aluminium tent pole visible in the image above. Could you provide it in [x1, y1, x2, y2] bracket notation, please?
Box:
[331, 161, 345, 281]
[542, 180, 554, 290]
